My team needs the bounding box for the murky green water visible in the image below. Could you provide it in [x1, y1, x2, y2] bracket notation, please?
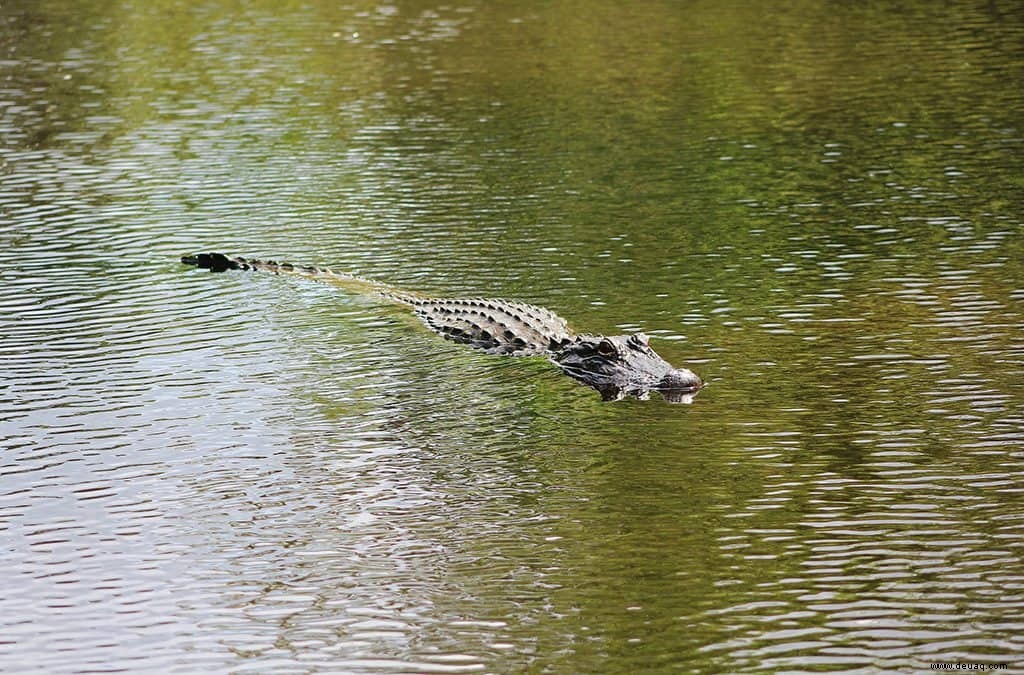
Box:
[3, 0, 1023, 672]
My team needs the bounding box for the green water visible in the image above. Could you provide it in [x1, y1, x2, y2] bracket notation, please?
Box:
[3, 1, 1023, 672]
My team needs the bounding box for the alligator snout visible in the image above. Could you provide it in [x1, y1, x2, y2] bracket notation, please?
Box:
[658, 367, 703, 393]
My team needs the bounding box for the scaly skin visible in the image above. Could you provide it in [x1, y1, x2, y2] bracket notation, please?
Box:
[181, 252, 702, 402]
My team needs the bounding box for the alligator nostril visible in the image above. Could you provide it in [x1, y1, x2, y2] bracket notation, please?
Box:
[660, 368, 703, 391]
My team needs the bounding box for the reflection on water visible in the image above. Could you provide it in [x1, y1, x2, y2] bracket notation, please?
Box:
[2, 0, 1023, 671]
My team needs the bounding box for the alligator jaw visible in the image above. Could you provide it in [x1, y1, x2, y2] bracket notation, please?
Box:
[595, 380, 701, 404]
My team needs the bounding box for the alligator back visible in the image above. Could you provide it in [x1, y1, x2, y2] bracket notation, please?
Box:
[405, 297, 574, 356]
[181, 252, 573, 356]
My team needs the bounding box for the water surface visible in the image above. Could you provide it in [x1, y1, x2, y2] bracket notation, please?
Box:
[2, 0, 1023, 672]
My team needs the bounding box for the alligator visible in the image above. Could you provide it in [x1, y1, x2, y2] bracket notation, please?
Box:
[181, 252, 703, 403]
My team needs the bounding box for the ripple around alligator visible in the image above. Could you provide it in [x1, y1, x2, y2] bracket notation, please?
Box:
[3, 0, 1024, 672]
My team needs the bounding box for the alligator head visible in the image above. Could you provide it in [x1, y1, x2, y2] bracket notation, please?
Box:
[551, 333, 703, 403]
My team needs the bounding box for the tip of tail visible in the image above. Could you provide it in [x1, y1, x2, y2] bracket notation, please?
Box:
[181, 252, 238, 273]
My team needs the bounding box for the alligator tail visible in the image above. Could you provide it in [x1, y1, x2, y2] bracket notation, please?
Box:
[181, 252, 324, 275]
[180, 252, 423, 305]
[181, 252, 250, 272]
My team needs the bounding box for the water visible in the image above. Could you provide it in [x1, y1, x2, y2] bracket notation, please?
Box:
[2, 0, 1023, 672]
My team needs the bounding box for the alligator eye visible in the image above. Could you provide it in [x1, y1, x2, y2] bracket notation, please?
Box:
[629, 333, 650, 348]
[597, 340, 617, 356]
